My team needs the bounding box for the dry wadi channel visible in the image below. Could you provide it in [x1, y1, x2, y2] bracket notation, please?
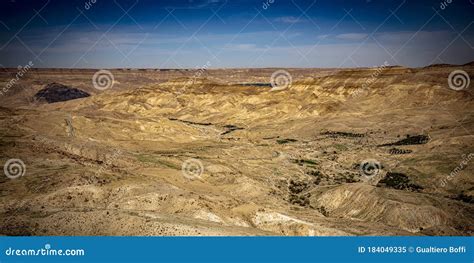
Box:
[0, 65, 473, 236]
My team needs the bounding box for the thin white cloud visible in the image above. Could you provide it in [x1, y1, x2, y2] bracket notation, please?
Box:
[166, 0, 225, 9]
[223, 43, 261, 51]
[2, 26, 473, 68]
[335, 33, 368, 40]
[274, 16, 306, 24]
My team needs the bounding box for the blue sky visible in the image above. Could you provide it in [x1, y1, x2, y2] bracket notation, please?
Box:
[0, 0, 473, 68]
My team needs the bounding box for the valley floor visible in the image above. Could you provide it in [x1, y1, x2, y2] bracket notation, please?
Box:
[0, 66, 473, 236]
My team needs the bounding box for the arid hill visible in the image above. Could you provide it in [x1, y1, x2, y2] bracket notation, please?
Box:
[0, 65, 472, 236]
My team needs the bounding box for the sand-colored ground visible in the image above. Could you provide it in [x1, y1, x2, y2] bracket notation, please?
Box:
[0, 65, 473, 236]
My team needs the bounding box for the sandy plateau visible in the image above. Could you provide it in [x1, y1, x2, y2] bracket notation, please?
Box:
[0, 65, 473, 236]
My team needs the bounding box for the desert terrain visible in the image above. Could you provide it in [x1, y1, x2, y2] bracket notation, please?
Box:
[0, 65, 473, 236]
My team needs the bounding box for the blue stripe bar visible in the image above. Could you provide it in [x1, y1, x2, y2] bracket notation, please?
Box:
[0, 237, 472, 263]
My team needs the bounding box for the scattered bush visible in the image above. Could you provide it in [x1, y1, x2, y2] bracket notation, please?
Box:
[276, 138, 298, 144]
[454, 193, 474, 204]
[321, 131, 364, 138]
[377, 172, 423, 192]
[389, 148, 413, 154]
[379, 135, 430, 147]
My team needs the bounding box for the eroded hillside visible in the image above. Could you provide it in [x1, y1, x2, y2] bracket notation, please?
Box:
[0, 66, 473, 236]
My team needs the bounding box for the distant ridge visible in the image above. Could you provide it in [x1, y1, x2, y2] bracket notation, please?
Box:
[463, 61, 474, 66]
[423, 61, 474, 68]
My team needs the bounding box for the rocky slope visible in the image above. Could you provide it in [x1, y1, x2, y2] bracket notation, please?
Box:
[0, 65, 472, 236]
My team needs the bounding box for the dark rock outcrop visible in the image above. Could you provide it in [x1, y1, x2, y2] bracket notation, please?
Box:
[34, 83, 90, 103]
